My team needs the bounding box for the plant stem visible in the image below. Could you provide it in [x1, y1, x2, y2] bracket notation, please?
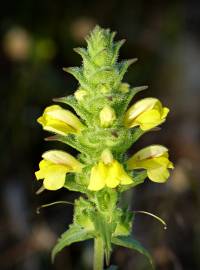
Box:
[94, 237, 104, 270]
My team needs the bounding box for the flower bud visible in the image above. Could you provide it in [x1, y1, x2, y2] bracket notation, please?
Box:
[101, 149, 113, 164]
[119, 83, 130, 93]
[74, 88, 87, 101]
[99, 105, 116, 128]
[98, 84, 111, 93]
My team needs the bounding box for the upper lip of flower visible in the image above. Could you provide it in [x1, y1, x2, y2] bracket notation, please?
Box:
[42, 150, 83, 172]
[37, 105, 85, 135]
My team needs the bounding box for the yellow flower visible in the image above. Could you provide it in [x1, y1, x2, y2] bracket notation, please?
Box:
[35, 150, 83, 190]
[88, 150, 133, 191]
[126, 145, 174, 183]
[124, 98, 169, 131]
[37, 105, 84, 135]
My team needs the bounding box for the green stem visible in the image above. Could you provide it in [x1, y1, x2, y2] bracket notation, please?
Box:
[94, 237, 104, 270]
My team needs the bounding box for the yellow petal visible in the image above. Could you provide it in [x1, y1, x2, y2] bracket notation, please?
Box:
[124, 98, 169, 130]
[88, 162, 106, 191]
[35, 160, 53, 180]
[127, 145, 168, 169]
[136, 109, 161, 131]
[44, 118, 75, 135]
[37, 116, 46, 126]
[43, 165, 68, 190]
[42, 150, 83, 172]
[46, 106, 84, 131]
[133, 157, 170, 171]
[118, 168, 133, 185]
[37, 113, 75, 135]
[147, 167, 170, 183]
[44, 105, 60, 113]
[37, 105, 84, 135]
[162, 107, 170, 119]
[153, 100, 162, 113]
[106, 161, 133, 187]
[168, 161, 174, 169]
[106, 161, 120, 188]
[124, 98, 158, 127]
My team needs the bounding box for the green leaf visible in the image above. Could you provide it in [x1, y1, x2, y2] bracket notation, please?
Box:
[64, 174, 88, 194]
[118, 85, 148, 115]
[63, 67, 92, 91]
[111, 39, 125, 65]
[52, 225, 93, 261]
[112, 235, 154, 269]
[45, 134, 91, 156]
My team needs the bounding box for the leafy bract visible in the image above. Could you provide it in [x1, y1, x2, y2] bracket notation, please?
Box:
[52, 224, 94, 261]
[112, 235, 154, 269]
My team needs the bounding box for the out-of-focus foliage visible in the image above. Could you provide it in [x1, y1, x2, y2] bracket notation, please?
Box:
[0, 1, 200, 270]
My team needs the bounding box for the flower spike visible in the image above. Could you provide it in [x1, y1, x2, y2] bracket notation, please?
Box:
[35, 25, 173, 269]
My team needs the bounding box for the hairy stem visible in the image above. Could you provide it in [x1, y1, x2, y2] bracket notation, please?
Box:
[94, 237, 104, 270]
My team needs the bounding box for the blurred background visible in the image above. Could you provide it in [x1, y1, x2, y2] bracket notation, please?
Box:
[0, 0, 200, 269]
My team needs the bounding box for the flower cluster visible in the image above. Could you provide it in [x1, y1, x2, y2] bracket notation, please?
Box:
[35, 26, 173, 268]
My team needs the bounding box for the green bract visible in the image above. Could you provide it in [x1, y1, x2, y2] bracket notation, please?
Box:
[35, 25, 173, 270]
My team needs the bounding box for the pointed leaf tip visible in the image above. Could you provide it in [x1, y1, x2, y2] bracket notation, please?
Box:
[112, 235, 154, 269]
[52, 225, 94, 262]
[128, 58, 138, 65]
[53, 97, 66, 103]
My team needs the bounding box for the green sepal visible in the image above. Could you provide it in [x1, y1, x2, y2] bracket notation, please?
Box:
[63, 67, 92, 91]
[113, 208, 133, 236]
[45, 134, 91, 156]
[112, 235, 154, 269]
[64, 174, 88, 194]
[74, 47, 97, 70]
[129, 127, 145, 144]
[119, 85, 148, 113]
[73, 197, 95, 229]
[93, 188, 118, 213]
[114, 59, 138, 88]
[52, 224, 94, 262]
[111, 39, 126, 65]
